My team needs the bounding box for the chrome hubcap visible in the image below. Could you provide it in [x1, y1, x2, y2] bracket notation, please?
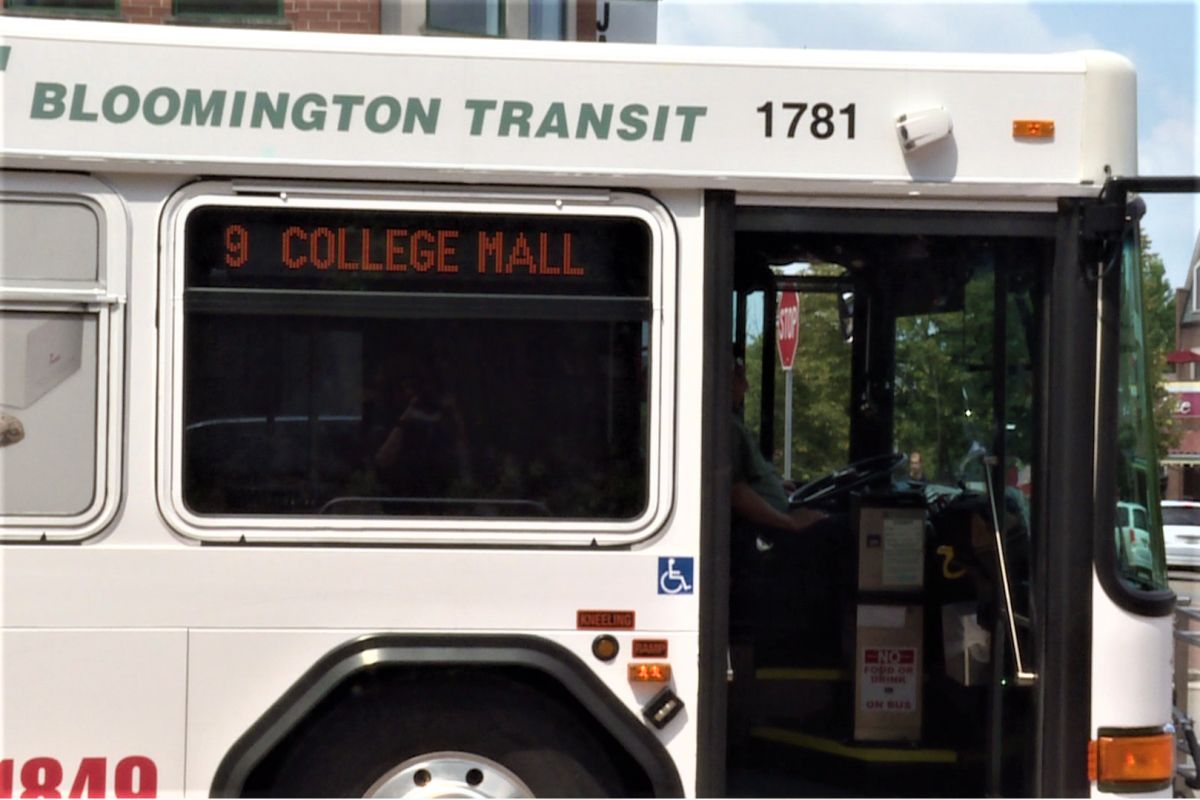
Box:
[365, 751, 533, 798]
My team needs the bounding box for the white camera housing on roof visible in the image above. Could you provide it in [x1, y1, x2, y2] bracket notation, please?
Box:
[896, 107, 954, 152]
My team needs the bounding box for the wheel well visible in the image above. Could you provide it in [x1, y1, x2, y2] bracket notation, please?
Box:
[211, 634, 682, 798]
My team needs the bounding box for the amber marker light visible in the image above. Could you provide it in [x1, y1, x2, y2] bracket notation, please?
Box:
[1088, 731, 1175, 789]
[591, 635, 619, 662]
[1012, 119, 1055, 139]
[628, 663, 672, 683]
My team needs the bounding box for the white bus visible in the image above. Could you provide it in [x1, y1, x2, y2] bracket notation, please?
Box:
[0, 16, 1194, 798]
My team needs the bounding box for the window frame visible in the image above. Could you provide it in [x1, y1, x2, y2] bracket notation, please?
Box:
[158, 181, 676, 546]
[424, 0, 505, 38]
[0, 172, 126, 541]
[2, 0, 119, 19]
[170, 0, 283, 25]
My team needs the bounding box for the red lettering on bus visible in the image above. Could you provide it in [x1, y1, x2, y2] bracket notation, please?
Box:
[386, 228, 408, 271]
[113, 757, 155, 800]
[478, 231, 503, 274]
[411, 230, 436, 272]
[506, 233, 536, 275]
[0, 758, 157, 800]
[19, 758, 61, 799]
[67, 759, 104, 799]
[361, 229, 384, 272]
[282, 226, 307, 269]
[437, 230, 458, 273]
[223, 225, 249, 269]
[310, 227, 335, 270]
[336, 228, 360, 271]
[562, 232, 583, 276]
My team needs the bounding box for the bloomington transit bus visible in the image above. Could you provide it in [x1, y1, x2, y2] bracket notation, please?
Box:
[0, 16, 1195, 798]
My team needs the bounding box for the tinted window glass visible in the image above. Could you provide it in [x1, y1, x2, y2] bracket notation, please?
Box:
[174, 0, 278, 16]
[1163, 506, 1200, 526]
[181, 204, 652, 521]
[427, 0, 500, 36]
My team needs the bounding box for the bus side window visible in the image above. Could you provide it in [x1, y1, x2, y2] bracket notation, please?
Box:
[0, 189, 122, 537]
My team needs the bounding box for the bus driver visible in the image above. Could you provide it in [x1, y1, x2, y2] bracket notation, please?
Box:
[730, 357, 827, 534]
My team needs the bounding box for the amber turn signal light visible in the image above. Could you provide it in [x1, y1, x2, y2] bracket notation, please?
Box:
[1012, 119, 1055, 138]
[1088, 732, 1174, 786]
[628, 662, 672, 683]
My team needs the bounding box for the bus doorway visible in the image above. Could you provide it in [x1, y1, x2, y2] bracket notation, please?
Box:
[720, 207, 1052, 797]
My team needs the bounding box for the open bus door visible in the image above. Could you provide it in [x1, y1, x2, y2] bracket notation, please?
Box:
[704, 178, 1199, 797]
[712, 202, 1051, 797]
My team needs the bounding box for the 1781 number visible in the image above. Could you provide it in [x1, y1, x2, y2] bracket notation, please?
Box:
[756, 101, 856, 140]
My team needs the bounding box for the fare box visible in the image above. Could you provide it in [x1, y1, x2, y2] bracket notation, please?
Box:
[857, 504, 926, 592]
[854, 604, 923, 742]
[1, 315, 83, 408]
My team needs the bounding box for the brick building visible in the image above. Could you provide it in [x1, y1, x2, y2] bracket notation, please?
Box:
[0, 0, 657, 41]
[1163, 232, 1200, 498]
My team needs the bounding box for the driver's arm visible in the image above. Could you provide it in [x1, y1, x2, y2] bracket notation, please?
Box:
[732, 481, 824, 533]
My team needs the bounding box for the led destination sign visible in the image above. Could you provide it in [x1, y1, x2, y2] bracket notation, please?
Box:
[185, 206, 651, 297]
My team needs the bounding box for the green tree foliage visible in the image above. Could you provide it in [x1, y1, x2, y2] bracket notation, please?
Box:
[738, 236, 1171, 486]
[1139, 233, 1180, 455]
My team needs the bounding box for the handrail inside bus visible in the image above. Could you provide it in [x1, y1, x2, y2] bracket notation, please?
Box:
[981, 454, 1038, 687]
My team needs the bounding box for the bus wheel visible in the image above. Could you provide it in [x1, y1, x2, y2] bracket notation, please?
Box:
[364, 750, 533, 797]
[254, 672, 634, 797]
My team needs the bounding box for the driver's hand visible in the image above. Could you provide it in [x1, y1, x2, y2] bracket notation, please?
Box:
[782, 479, 797, 493]
[789, 507, 828, 532]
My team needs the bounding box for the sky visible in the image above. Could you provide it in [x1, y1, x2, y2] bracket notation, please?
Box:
[656, 0, 1200, 290]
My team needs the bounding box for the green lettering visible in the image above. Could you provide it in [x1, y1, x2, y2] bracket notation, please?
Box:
[575, 103, 612, 139]
[292, 93, 327, 131]
[31, 82, 67, 120]
[465, 99, 496, 136]
[403, 97, 439, 134]
[143, 87, 181, 125]
[69, 84, 97, 122]
[182, 89, 225, 126]
[499, 101, 533, 137]
[230, 91, 247, 127]
[652, 105, 670, 141]
[365, 96, 401, 133]
[102, 85, 139, 123]
[330, 94, 364, 131]
[677, 105, 707, 142]
[251, 92, 288, 129]
[535, 102, 569, 138]
[618, 104, 648, 141]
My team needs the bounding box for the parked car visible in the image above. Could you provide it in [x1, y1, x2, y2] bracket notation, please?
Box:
[1162, 500, 1200, 570]
[1115, 501, 1155, 579]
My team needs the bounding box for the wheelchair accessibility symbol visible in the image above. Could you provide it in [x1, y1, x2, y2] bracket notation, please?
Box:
[658, 557, 694, 595]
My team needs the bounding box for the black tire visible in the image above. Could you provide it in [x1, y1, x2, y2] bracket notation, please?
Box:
[252, 669, 635, 798]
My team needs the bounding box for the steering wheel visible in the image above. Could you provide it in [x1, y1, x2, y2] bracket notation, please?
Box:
[789, 452, 907, 508]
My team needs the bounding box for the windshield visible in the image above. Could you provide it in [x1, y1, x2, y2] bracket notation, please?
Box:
[1112, 234, 1170, 590]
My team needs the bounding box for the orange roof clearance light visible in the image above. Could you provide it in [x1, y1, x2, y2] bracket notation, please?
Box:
[1013, 120, 1056, 139]
[1088, 732, 1175, 788]
[628, 663, 672, 683]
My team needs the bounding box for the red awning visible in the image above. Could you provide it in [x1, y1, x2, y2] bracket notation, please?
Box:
[1167, 350, 1200, 364]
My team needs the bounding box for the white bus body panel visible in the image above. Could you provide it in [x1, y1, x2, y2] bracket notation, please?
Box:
[1091, 573, 1175, 799]
[0, 18, 1134, 194]
[0, 629, 188, 797]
